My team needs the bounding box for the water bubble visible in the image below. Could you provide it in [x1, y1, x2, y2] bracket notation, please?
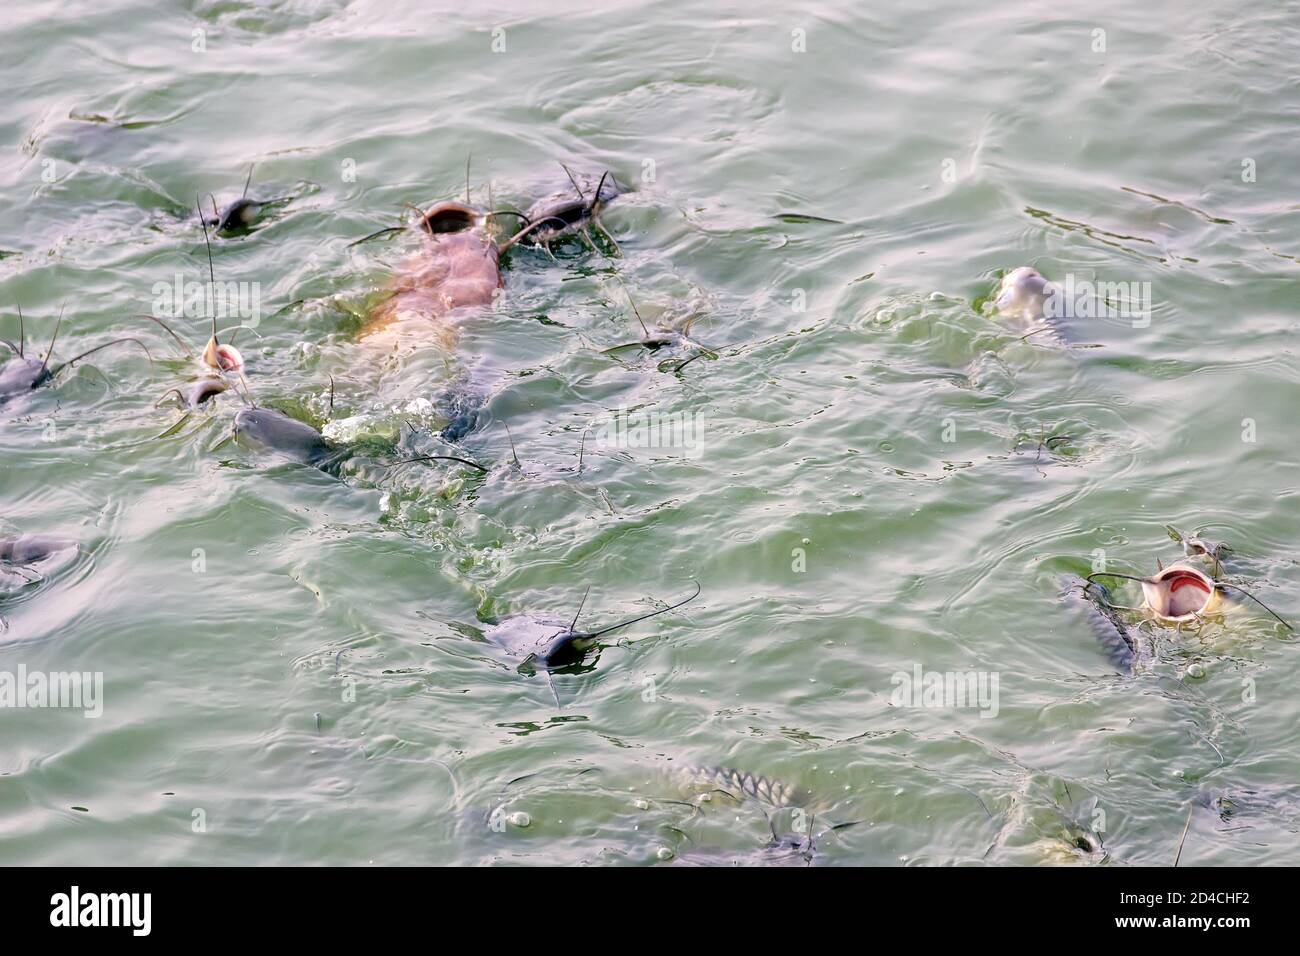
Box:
[507, 812, 531, 828]
[655, 846, 674, 861]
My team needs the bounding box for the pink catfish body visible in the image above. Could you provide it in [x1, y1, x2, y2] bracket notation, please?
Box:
[362, 202, 500, 339]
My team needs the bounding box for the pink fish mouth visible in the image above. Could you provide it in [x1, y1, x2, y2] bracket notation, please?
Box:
[214, 343, 243, 371]
[201, 338, 244, 373]
[1142, 566, 1218, 621]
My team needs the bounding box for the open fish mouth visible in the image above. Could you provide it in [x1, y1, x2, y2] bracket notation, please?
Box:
[417, 201, 482, 235]
[1141, 564, 1221, 623]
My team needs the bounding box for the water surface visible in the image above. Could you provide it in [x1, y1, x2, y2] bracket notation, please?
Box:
[2, 0, 1298, 865]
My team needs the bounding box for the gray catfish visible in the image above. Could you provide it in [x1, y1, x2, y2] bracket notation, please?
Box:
[231, 398, 483, 480]
[482, 581, 700, 704]
[1, 305, 151, 404]
[508, 167, 624, 251]
[203, 165, 291, 235]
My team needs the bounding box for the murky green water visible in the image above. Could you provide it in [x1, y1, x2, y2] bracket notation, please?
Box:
[2, 0, 1297, 866]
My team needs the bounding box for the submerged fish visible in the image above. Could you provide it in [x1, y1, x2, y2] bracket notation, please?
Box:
[654, 764, 857, 866]
[1065, 575, 1140, 672]
[0, 534, 78, 565]
[993, 266, 1079, 345]
[995, 267, 1057, 323]
[670, 764, 806, 809]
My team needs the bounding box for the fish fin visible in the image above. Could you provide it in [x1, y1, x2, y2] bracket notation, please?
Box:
[152, 413, 192, 439]
[546, 669, 562, 709]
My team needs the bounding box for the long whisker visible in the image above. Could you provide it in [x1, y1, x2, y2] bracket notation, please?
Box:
[498, 215, 570, 252]
[16, 302, 23, 356]
[391, 454, 488, 473]
[667, 350, 707, 373]
[608, 267, 648, 336]
[50, 337, 153, 378]
[502, 421, 520, 467]
[593, 221, 623, 257]
[197, 196, 217, 344]
[577, 426, 589, 473]
[1086, 572, 1153, 587]
[136, 314, 192, 356]
[590, 171, 610, 212]
[233, 372, 256, 407]
[485, 209, 530, 225]
[569, 584, 591, 632]
[40, 303, 65, 374]
[1216, 583, 1294, 630]
[213, 323, 261, 345]
[585, 580, 702, 640]
[560, 162, 585, 201]
[347, 225, 406, 247]
[242, 163, 255, 199]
